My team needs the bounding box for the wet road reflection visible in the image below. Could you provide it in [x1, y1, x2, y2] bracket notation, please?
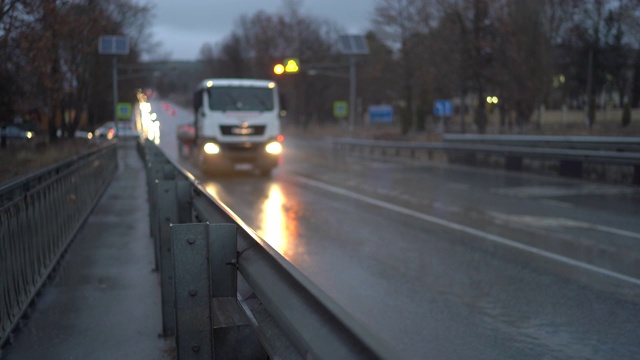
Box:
[204, 180, 301, 257]
[258, 183, 297, 254]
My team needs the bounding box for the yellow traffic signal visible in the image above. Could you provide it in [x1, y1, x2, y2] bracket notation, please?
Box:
[284, 58, 299, 73]
[274, 63, 285, 75]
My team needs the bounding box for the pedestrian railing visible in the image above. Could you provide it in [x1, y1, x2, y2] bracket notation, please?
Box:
[331, 137, 640, 184]
[0, 142, 118, 350]
[138, 140, 398, 360]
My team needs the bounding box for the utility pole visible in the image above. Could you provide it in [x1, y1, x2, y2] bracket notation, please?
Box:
[99, 35, 129, 137]
[349, 57, 357, 133]
[338, 35, 369, 133]
[585, 49, 594, 129]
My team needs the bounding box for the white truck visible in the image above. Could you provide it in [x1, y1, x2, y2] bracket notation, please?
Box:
[184, 78, 284, 176]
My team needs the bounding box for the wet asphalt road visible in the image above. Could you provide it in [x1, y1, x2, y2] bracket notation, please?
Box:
[154, 100, 640, 360]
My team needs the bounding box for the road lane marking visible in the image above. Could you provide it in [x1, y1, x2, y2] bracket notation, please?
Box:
[489, 212, 640, 240]
[292, 175, 640, 286]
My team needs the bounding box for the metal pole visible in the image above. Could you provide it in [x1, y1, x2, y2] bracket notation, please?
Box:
[585, 49, 593, 129]
[112, 56, 119, 137]
[349, 57, 356, 133]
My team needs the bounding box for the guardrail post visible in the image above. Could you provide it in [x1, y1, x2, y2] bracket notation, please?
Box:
[176, 181, 193, 224]
[157, 180, 179, 337]
[171, 223, 214, 359]
[172, 223, 266, 359]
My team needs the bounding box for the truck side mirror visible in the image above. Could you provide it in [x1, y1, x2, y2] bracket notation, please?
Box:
[193, 89, 203, 111]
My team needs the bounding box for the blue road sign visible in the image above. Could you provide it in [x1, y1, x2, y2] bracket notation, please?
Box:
[368, 105, 393, 123]
[434, 99, 453, 117]
[98, 35, 129, 55]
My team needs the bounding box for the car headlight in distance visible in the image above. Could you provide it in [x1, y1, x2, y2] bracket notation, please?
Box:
[203, 142, 220, 154]
[265, 141, 283, 155]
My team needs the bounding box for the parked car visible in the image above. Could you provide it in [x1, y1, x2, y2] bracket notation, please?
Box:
[0, 125, 34, 140]
[55, 129, 94, 139]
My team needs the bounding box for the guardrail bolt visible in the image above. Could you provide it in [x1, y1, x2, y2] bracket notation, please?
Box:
[187, 237, 195, 245]
[189, 288, 197, 296]
[191, 344, 200, 353]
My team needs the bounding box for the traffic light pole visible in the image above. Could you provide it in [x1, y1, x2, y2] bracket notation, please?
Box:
[349, 57, 356, 133]
[112, 56, 119, 137]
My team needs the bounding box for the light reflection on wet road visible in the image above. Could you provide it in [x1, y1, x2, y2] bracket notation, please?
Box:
[155, 100, 640, 359]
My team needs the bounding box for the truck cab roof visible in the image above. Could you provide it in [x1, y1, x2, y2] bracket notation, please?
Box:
[198, 78, 275, 89]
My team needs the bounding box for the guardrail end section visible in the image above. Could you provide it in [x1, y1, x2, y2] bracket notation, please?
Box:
[172, 223, 214, 359]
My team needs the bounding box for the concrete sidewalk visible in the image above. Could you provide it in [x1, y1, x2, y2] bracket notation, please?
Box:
[2, 141, 173, 360]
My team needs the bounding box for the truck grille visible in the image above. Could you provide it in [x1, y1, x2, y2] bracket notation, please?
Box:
[220, 125, 266, 136]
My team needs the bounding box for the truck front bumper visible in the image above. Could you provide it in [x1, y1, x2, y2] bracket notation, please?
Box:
[199, 141, 280, 171]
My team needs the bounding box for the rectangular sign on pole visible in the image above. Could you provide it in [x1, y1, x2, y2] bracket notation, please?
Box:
[434, 99, 453, 117]
[368, 105, 393, 124]
[98, 35, 129, 55]
[117, 102, 132, 120]
[333, 101, 349, 119]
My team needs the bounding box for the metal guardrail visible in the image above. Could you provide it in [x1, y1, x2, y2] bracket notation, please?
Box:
[331, 138, 640, 184]
[0, 142, 118, 350]
[442, 134, 640, 152]
[138, 140, 399, 359]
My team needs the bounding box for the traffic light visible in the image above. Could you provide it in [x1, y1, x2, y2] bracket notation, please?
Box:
[284, 58, 299, 73]
[273, 58, 300, 75]
[273, 63, 285, 75]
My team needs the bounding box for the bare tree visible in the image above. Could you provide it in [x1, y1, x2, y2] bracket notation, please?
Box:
[493, 0, 553, 132]
[373, 0, 435, 134]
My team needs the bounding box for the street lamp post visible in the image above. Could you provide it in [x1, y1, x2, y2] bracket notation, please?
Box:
[99, 35, 129, 137]
[338, 35, 369, 133]
[349, 57, 357, 133]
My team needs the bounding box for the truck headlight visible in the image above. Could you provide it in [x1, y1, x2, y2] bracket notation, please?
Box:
[203, 142, 220, 154]
[265, 141, 282, 155]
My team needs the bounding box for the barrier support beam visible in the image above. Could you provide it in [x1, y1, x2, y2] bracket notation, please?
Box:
[172, 223, 266, 359]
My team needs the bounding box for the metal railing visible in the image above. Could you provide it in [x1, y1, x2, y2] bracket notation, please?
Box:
[0, 142, 118, 350]
[442, 134, 640, 152]
[331, 137, 640, 184]
[139, 140, 399, 359]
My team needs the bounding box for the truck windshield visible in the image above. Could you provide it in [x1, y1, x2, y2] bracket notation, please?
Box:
[208, 87, 274, 112]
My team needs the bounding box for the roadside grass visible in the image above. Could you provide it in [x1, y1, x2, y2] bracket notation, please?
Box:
[0, 139, 100, 186]
[285, 108, 640, 139]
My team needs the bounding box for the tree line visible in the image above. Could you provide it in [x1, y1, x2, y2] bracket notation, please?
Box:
[0, 0, 154, 140]
[5, 0, 636, 137]
[187, 0, 640, 134]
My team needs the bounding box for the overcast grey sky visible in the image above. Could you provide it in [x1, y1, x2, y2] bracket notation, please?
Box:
[148, 0, 374, 61]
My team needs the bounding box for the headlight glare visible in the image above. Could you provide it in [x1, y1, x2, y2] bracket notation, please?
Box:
[204, 142, 220, 154]
[265, 141, 282, 155]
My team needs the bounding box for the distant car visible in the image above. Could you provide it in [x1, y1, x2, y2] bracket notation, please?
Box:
[0, 125, 34, 140]
[55, 129, 94, 139]
[94, 121, 139, 140]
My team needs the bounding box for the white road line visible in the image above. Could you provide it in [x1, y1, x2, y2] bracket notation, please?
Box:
[593, 225, 640, 240]
[292, 175, 640, 286]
